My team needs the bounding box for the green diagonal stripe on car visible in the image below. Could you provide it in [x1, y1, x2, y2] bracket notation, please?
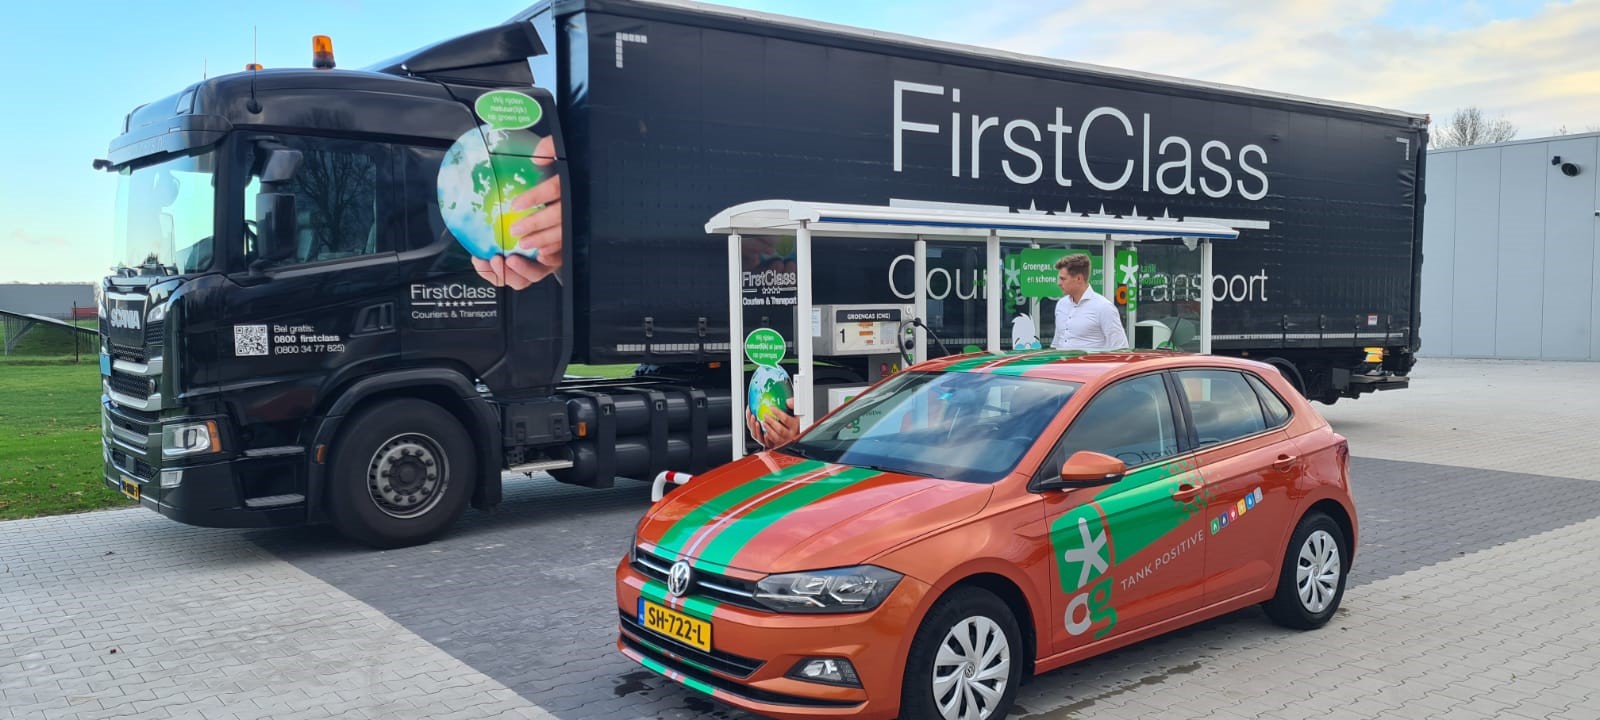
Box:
[641, 578, 721, 620]
[989, 349, 1087, 376]
[694, 467, 885, 570]
[653, 460, 827, 559]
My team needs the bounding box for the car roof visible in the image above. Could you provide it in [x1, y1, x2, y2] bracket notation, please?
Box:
[918, 349, 1269, 384]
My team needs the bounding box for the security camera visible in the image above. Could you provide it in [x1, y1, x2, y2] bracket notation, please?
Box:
[1560, 162, 1580, 177]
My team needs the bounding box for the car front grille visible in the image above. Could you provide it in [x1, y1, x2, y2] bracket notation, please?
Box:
[632, 545, 764, 611]
[619, 633, 859, 709]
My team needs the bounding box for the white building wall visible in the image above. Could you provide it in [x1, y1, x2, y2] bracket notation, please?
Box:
[1420, 133, 1600, 360]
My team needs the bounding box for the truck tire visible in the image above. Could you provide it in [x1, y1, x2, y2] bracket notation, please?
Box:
[899, 586, 1022, 720]
[1263, 357, 1306, 397]
[1262, 511, 1348, 630]
[327, 398, 475, 549]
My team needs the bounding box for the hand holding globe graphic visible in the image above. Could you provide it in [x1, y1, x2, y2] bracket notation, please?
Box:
[469, 134, 564, 290]
[746, 395, 799, 449]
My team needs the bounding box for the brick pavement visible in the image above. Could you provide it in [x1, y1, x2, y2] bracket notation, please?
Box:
[0, 514, 555, 720]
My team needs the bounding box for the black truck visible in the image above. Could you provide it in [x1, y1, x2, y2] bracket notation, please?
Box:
[96, 0, 1426, 547]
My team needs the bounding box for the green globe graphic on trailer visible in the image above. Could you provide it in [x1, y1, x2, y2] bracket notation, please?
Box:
[744, 328, 792, 422]
[436, 90, 548, 260]
[747, 365, 793, 421]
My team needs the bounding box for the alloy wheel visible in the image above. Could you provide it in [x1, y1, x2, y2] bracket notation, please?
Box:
[1296, 529, 1341, 613]
[932, 616, 1011, 720]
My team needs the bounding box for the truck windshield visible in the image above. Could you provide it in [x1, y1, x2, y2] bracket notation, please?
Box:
[785, 371, 1080, 483]
[111, 150, 218, 276]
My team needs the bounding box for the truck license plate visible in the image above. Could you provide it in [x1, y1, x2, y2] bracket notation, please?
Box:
[638, 598, 711, 652]
[120, 475, 140, 502]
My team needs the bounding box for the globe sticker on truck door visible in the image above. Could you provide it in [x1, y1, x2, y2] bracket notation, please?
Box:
[744, 328, 792, 423]
[437, 90, 551, 262]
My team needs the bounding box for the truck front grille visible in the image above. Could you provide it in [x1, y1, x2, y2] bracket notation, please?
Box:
[111, 343, 146, 363]
[110, 449, 155, 483]
[144, 320, 164, 353]
[109, 372, 152, 400]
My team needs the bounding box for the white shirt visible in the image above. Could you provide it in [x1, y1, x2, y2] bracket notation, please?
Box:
[1052, 286, 1129, 350]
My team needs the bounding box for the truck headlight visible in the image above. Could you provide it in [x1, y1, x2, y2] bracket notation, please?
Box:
[162, 421, 220, 458]
[753, 565, 902, 613]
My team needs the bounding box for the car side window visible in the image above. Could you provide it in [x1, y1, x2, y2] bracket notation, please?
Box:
[244, 136, 392, 268]
[1176, 370, 1268, 447]
[1041, 374, 1180, 478]
[1244, 373, 1293, 428]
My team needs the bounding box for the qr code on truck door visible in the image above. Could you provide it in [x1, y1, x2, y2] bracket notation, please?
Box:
[234, 325, 269, 356]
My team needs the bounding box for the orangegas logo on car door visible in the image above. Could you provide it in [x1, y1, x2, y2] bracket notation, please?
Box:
[1051, 456, 1208, 640]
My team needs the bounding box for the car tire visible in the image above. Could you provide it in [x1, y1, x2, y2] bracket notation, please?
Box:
[900, 586, 1023, 720]
[1263, 511, 1348, 629]
[327, 398, 475, 549]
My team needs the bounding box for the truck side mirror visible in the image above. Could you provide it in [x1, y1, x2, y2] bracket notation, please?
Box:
[260, 147, 303, 184]
[255, 192, 298, 264]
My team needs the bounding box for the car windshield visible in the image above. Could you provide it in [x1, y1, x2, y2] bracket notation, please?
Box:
[111, 150, 218, 276]
[786, 371, 1080, 483]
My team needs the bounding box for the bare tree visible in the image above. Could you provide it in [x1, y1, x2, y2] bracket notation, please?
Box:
[1555, 124, 1600, 135]
[1433, 107, 1517, 148]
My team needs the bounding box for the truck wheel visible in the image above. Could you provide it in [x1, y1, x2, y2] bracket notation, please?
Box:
[900, 587, 1022, 720]
[1263, 357, 1305, 397]
[327, 398, 475, 549]
[1263, 511, 1348, 630]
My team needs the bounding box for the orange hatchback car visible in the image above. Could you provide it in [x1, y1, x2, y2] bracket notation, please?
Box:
[615, 350, 1356, 720]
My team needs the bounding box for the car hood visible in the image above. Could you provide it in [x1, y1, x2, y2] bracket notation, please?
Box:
[637, 453, 994, 575]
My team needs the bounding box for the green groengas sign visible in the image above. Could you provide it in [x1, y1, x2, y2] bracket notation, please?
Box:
[743, 328, 792, 423]
[1011, 249, 1106, 299]
[743, 328, 786, 367]
[474, 90, 543, 130]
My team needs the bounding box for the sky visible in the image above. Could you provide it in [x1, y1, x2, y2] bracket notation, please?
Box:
[1, 0, 1595, 285]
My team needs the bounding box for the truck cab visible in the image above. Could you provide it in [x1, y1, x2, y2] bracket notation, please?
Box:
[98, 22, 582, 547]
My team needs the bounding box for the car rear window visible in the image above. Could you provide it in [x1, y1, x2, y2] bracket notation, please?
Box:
[1244, 373, 1293, 428]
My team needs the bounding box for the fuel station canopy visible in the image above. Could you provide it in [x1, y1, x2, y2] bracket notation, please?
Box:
[706, 199, 1242, 460]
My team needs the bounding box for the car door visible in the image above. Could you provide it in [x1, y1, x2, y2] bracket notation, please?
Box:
[1038, 372, 1208, 655]
[1173, 369, 1298, 606]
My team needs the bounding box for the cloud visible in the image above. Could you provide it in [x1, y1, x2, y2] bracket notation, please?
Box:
[7, 228, 70, 249]
[1, 228, 110, 284]
[971, 0, 1600, 137]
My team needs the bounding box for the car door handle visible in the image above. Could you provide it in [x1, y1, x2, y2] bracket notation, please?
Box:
[1172, 483, 1204, 501]
[1273, 454, 1298, 471]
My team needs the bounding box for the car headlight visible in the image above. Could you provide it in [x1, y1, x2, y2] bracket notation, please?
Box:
[146, 301, 168, 325]
[753, 565, 903, 614]
[162, 420, 220, 458]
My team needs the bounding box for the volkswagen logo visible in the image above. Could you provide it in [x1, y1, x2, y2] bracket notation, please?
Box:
[667, 560, 693, 598]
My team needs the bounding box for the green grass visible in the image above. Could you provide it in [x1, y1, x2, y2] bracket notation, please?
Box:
[0, 364, 129, 520]
[0, 319, 97, 364]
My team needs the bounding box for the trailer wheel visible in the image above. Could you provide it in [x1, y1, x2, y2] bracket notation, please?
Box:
[327, 398, 475, 549]
[1263, 357, 1306, 397]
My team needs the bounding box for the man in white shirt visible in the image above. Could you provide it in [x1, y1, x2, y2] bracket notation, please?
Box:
[1051, 254, 1129, 350]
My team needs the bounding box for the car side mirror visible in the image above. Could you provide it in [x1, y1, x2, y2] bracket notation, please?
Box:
[1037, 451, 1125, 492]
[254, 192, 297, 265]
